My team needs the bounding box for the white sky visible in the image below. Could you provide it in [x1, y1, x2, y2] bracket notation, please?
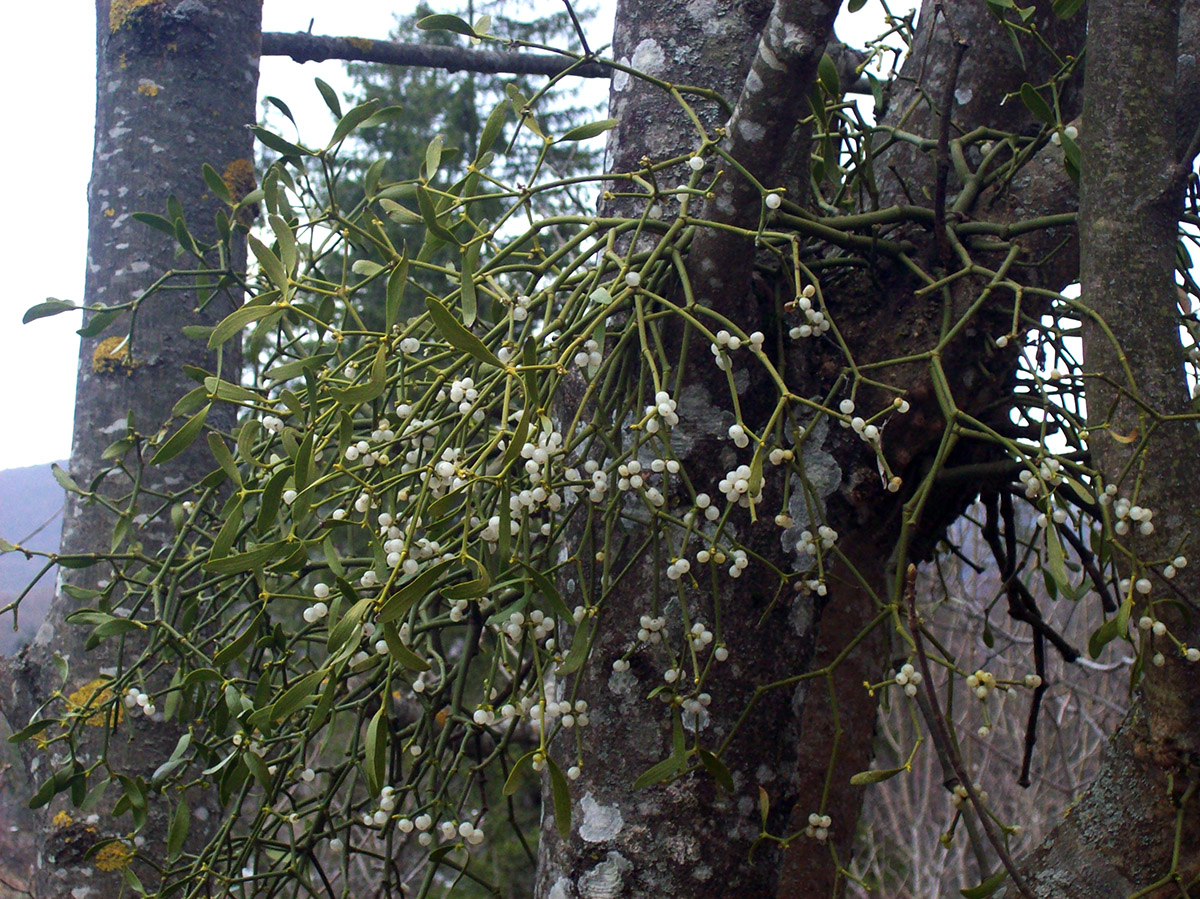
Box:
[0, 1, 896, 472]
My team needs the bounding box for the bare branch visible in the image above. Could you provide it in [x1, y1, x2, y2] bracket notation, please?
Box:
[261, 32, 611, 79]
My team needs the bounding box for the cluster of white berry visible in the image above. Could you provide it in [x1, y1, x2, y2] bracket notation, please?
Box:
[573, 339, 603, 369]
[966, 669, 996, 699]
[718, 464, 762, 509]
[893, 662, 923, 697]
[950, 782, 987, 809]
[796, 525, 839, 558]
[511, 293, 534, 321]
[805, 812, 832, 841]
[788, 285, 830, 339]
[643, 390, 680, 434]
[710, 328, 765, 371]
[123, 686, 157, 718]
[1111, 495, 1156, 537]
[637, 615, 667, 644]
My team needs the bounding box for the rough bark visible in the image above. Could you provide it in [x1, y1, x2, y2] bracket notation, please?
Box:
[1012, 1, 1200, 895]
[0, 1, 259, 895]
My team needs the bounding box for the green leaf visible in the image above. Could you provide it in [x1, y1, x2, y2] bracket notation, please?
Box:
[547, 756, 572, 839]
[378, 559, 454, 624]
[329, 99, 381, 148]
[167, 797, 190, 861]
[416, 185, 460, 244]
[1045, 525, 1069, 592]
[503, 751, 536, 796]
[817, 54, 841, 97]
[23, 299, 77, 324]
[365, 704, 388, 796]
[360, 104, 405, 128]
[265, 353, 333, 382]
[208, 433, 242, 486]
[204, 540, 289, 575]
[263, 95, 295, 125]
[557, 118, 619, 143]
[8, 718, 53, 744]
[632, 753, 685, 790]
[270, 669, 327, 721]
[209, 500, 243, 561]
[314, 77, 342, 118]
[441, 556, 491, 600]
[333, 343, 388, 405]
[477, 101, 509, 159]
[150, 404, 210, 466]
[132, 211, 178, 240]
[512, 559, 572, 620]
[425, 296, 502, 367]
[208, 303, 278, 348]
[269, 213, 297, 276]
[460, 240, 480, 326]
[847, 0, 868, 10]
[1020, 83, 1055, 125]
[152, 733, 192, 786]
[204, 376, 260, 406]
[1052, 0, 1085, 18]
[251, 125, 307, 158]
[76, 308, 121, 338]
[698, 749, 734, 792]
[759, 785, 770, 830]
[1088, 615, 1123, 659]
[52, 463, 84, 495]
[385, 253, 410, 331]
[850, 765, 908, 786]
[380, 198, 424, 226]
[203, 163, 232, 204]
[417, 13, 476, 36]
[243, 751, 273, 790]
[381, 623, 429, 671]
[425, 133, 445, 182]
[327, 597, 373, 656]
[961, 870, 1010, 898]
[249, 234, 289, 289]
[555, 619, 593, 676]
[506, 83, 545, 139]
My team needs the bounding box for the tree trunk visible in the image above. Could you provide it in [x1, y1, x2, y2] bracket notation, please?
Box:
[1013, 1, 1200, 894]
[0, 1, 259, 894]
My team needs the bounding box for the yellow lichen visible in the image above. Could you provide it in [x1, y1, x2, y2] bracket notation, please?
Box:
[53, 810, 74, 828]
[93, 336, 135, 376]
[347, 37, 374, 52]
[94, 840, 136, 872]
[117, 53, 128, 70]
[104, 207, 115, 217]
[223, 158, 259, 227]
[109, 0, 160, 32]
[67, 677, 123, 726]
[136, 79, 161, 97]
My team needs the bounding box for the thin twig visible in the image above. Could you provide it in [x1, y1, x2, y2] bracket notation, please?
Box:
[906, 564, 1036, 899]
[560, 0, 592, 59]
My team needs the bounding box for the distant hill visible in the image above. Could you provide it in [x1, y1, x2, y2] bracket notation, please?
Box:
[0, 462, 65, 655]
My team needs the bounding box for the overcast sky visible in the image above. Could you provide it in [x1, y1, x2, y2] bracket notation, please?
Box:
[0, 1, 897, 472]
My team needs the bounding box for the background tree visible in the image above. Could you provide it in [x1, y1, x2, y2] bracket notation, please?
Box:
[0, 0, 260, 895]
[3, 2, 1200, 899]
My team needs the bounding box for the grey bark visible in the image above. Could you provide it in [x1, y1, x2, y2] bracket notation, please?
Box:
[262, 31, 612, 79]
[1012, 1, 1200, 895]
[537, 0, 1200, 895]
[0, 0, 259, 895]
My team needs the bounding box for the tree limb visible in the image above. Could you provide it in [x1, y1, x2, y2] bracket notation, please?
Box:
[261, 32, 612, 79]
